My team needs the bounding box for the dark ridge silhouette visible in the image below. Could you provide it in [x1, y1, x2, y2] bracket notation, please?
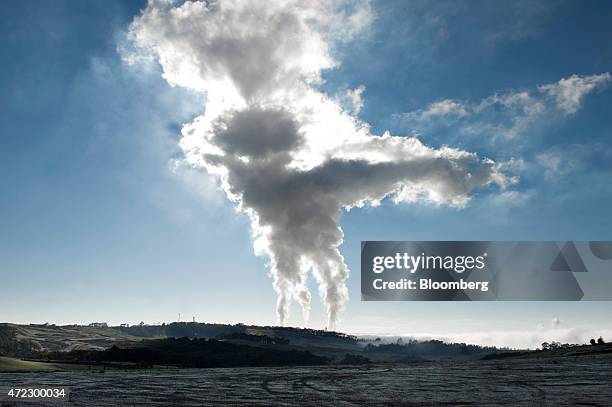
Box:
[363, 339, 499, 360]
[1, 322, 505, 365]
[484, 341, 612, 360]
[115, 322, 358, 343]
[45, 337, 329, 368]
[215, 332, 290, 345]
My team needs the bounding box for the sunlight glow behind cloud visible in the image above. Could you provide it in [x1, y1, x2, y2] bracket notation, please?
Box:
[126, 0, 510, 329]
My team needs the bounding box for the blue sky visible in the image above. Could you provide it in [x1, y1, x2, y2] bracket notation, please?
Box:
[1, 0, 612, 347]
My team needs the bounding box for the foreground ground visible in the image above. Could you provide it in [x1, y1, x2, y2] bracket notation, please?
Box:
[1, 354, 611, 406]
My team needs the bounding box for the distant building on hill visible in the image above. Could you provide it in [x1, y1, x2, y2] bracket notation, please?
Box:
[88, 322, 108, 327]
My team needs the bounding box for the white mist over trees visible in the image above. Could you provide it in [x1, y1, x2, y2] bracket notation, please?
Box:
[125, 0, 511, 329]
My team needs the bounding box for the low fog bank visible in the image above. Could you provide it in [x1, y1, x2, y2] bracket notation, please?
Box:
[356, 327, 612, 350]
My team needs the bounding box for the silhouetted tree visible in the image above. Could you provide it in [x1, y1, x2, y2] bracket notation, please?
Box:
[590, 338, 597, 345]
[597, 337, 605, 345]
[541, 342, 550, 351]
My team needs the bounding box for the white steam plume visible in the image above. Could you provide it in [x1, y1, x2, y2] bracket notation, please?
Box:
[126, 0, 511, 329]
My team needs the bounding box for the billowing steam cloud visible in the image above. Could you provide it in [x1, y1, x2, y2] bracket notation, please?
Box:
[126, 0, 511, 329]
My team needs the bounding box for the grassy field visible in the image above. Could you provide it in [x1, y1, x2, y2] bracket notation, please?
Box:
[12, 324, 151, 352]
[0, 356, 65, 372]
[0, 356, 101, 373]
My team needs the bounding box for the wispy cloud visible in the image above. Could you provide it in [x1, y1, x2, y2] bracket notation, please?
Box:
[536, 149, 574, 180]
[535, 142, 612, 181]
[336, 84, 366, 116]
[395, 72, 610, 141]
[398, 99, 468, 122]
[539, 73, 611, 114]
